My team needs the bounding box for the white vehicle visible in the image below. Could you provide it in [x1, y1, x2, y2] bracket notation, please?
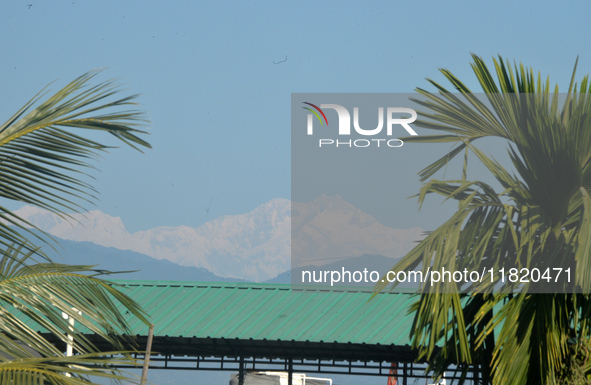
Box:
[229, 371, 332, 385]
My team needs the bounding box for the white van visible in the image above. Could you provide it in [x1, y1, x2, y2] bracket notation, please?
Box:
[229, 371, 332, 385]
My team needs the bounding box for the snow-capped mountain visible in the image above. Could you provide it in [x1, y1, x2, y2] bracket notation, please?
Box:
[10, 196, 423, 282]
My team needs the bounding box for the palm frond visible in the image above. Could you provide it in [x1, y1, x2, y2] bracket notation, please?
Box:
[0, 245, 149, 384]
[0, 352, 143, 385]
[0, 71, 151, 385]
[379, 55, 591, 384]
[0, 70, 150, 258]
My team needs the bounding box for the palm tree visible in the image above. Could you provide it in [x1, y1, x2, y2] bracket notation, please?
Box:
[0, 71, 151, 384]
[377, 54, 591, 385]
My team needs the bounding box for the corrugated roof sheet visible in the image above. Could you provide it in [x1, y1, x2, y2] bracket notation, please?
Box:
[109, 281, 417, 347]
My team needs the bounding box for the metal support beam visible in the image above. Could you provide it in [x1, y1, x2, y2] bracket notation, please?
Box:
[238, 357, 245, 385]
[403, 363, 408, 385]
[108, 353, 478, 382]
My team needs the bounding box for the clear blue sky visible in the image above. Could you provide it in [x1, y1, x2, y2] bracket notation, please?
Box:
[1, 0, 590, 234]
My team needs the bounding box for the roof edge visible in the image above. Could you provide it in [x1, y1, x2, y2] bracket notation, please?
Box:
[109, 280, 418, 294]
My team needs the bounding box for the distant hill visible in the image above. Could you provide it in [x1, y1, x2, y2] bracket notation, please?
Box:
[30, 232, 244, 282]
[26, 234, 416, 287]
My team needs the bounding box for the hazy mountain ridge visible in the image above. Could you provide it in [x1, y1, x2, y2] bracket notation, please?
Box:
[23, 230, 244, 283]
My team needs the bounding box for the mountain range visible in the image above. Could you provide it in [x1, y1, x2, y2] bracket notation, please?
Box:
[11, 196, 424, 282]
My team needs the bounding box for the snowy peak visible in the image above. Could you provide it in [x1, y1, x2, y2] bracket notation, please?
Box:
[292, 195, 423, 267]
[11, 206, 131, 247]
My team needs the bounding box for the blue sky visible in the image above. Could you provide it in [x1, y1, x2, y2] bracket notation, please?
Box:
[2, 0, 590, 234]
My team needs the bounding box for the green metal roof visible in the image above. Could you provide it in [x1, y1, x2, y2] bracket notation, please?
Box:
[110, 281, 417, 347]
[15, 281, 422, 362]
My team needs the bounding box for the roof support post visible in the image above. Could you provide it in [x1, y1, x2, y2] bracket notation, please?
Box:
[288, 357, 293, 385]
[403, 362, 408, 385]
[238, 356, 245, 385]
